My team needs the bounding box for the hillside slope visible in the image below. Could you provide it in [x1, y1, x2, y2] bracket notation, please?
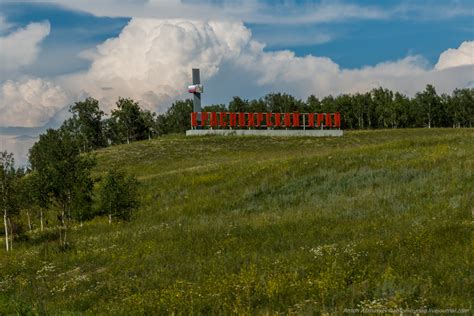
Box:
[1, 129, 473, 314]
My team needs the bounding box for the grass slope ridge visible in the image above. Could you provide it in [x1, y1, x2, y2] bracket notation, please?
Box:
[1, 129, 473, 314]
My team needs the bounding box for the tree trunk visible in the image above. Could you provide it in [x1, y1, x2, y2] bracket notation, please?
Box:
[108, 213, 112, 225]
[27, 211, 32, 231]
[59, 208, 67, 248]
[7, 217, 12, 250]
[4, 212, 9, 252]
[63, 225, 67, 246]
[40, 211, 44, 231]
[67, 191, 72, 220]
[58, 226, 62, 246]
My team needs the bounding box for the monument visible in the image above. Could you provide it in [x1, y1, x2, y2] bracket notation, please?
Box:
[186, 69, 343, 137]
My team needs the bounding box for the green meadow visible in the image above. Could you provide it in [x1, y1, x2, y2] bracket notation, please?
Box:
[1, 129, 472, 314]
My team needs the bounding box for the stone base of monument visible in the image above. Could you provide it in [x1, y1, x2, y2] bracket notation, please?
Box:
[186, 129, 343, 137]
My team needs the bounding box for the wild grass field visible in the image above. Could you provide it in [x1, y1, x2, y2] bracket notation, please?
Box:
[1, 129, 472, 314]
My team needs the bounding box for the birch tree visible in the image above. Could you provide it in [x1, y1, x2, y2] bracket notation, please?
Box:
[29, 129, 95, 248]
[0, 151, 17, 251]
[99, 170, 139, 224]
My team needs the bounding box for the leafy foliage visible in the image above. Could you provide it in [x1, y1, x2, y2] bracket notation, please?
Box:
[156, 99, 193, 135]
[98, 170, 139, 222]
[62, 97, 106, 152]
[29, 129, 96, 224]
[108, 98, 157, 144]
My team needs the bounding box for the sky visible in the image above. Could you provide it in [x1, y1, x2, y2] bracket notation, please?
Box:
[0, 0, 473, 166]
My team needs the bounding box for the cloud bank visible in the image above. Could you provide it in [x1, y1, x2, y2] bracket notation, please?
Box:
[435, 41, 474, 70]
[0, 78, 69, 127]
[2, 19, 474, 129]
[61, 19, 473, 113]
[0, 21, 51, 78]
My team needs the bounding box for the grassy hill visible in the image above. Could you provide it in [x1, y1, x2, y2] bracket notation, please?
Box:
[1, 129, 472, 314]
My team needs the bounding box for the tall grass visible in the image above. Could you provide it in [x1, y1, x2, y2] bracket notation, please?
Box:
[0, 129, 472, 314]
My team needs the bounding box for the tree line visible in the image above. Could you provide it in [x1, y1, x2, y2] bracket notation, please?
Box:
[160, 85, 472, 134]
[0, 99, 144, 251]
[1, 84, 473, 251]
[46, 85, 474, 153]
[38, 85, 473, 155]
[1, 146, 139, 251]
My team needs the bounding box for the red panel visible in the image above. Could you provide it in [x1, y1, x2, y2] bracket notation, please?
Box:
[238, 112, 246, 127]
[308, 113, 315, 127]
[256, 113, 263, 127]
[284, 113, 291, 127]
[201, 112, 208, 127]
[210, 112, 218, 127]
[191, 112, 198, 127]
[229, 112, 237, 127]
[219, 112, 227, 127]
[293, 112, 300, 127]
[275, 113, 281, 127]
[325, 113, 332, 128]
[248, 113, 255, 127]
[334, 112, 341, 128]
[266, 113, 273, 127]
[317, 113, 324, 127]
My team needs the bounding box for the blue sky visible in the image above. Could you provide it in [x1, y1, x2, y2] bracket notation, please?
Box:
[0, 2, 129, 77]
[1, 0, 472, 75]
[0, 0, 473, 165]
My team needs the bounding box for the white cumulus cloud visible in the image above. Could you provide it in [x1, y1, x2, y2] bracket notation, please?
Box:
[64, 19, 252, 112]
[60, 19, 473, 114]
[0, 78, 70, 127]
[3, 19, 473, 128]
[0, 21, 51, 78]
[435, 41, 474, 70]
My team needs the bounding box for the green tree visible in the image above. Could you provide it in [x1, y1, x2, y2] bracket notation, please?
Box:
[140, 109, 159, 140]
[29, 129, 96, 247]
[228, 97, 249, 112]
[393, 92, 412, 128]
[371, 88, 394, 128]
[264, 93, 304, 113]
[110, 98, 149, 144]
[157, 99, 193, 135]
[66, 97, 106, 151]
[334, 94, 353, 129]
[203, 104, 227, 112]
[99, 170, 139, 223]
[0, 151, 18, 251]
[351, 93, 370, 129]
[16, 172, 50, 232]
[248, 99, 267, 112]
[414, 85, 443, 128]
[450, 88, 474, 128]
[306, 95, 322, 113]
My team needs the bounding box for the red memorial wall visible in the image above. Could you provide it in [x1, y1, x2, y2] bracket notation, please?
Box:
[191, 112, 342, 129]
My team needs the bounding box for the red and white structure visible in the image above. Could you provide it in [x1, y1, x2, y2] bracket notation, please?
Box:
[186, 69, 343, 137]
[187, 111, 343, 137]
[190, 112, 341, 130]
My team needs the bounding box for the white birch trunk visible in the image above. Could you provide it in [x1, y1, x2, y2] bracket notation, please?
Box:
[7, 217, 12, 250]
[40, 211, 44, 231]
[3, 212, 8, 252]
[27, 211, 32, 231]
